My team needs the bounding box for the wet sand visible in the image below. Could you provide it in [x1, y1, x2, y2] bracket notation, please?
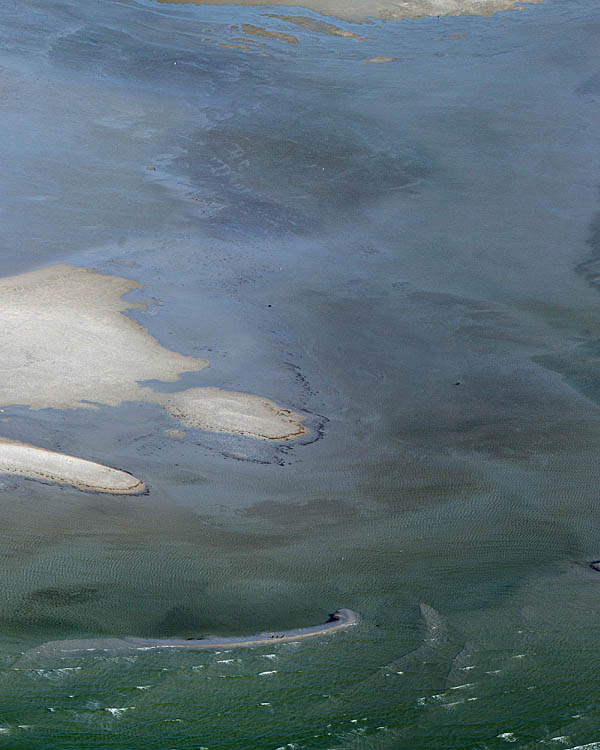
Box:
[23, 609, 359, 656]
[0, 438, 145, 494]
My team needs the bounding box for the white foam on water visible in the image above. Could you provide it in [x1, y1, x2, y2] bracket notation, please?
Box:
[498, 732, 517, 742]
[258, 670, 277, 676]
[262, 654, 277, 659]
[105, 707, 134, 718]
[135, 685, 152, 690]
[0, 728, 11, 735]
[260, 702, 271, 706]
[450, 682, 475, 690]
[564, 744, 600, 750]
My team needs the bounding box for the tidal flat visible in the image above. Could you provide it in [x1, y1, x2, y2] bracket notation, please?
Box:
[1, 0, 600, 748]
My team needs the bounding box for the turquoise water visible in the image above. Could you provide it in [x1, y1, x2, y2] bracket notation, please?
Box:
[2, 0, 600, 746]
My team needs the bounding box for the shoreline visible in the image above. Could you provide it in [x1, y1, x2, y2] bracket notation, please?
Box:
[25, 609, 359, 655]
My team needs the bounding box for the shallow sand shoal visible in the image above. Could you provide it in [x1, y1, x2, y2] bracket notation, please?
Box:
[0, 438, 145, 494]
[157, 0, 542, 23]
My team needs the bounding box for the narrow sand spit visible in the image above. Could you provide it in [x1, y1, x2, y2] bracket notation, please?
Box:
[0, 264, 307, 441]
[21, 609, 359, 657]
[0, 438, 145, 494]
[156, 0, 542, 24]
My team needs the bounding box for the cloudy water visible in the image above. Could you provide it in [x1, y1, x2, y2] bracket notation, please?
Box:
[1, 0, 600, 746]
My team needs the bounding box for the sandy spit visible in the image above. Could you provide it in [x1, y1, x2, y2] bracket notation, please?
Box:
[23, 609, 360, 656]
[0, 438, 145, 494]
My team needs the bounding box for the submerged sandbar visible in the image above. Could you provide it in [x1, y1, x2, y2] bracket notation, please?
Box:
[0, 438, 145, 494]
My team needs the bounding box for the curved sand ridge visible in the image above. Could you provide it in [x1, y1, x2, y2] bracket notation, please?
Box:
[0, 438, 145, 495]
[156, 0, 542, 24]
[0, 265, 307, 441]
[23, 609, 359, 656]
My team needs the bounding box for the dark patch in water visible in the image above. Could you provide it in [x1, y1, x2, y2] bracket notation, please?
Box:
[576, 71, 600, 97]
[183, 126, 427, 225]
[27, 586, 99, 606]
[157, 605, 206, 637]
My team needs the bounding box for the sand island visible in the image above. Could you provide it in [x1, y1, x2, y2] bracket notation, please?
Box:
[0, 264, 307, 492]
[23, 609, 359, 656]
[157, 0, 542, 24]
[0, 438, 145, 494]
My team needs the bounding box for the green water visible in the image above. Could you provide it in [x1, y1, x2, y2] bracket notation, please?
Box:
[2, 0, 600, 747]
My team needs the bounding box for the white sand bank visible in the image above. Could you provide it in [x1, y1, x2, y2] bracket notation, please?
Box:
[156, 0, 541, 23]
[0, 265, 306, 441]
[155, 387, 309, 440]
[0, 438, 145, 494]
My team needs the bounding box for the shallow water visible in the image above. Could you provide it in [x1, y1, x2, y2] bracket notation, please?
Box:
[1, 0, 600, 747]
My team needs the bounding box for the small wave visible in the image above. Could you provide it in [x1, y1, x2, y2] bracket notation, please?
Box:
[443, 698, 479, 709]
[105, 707, 134, 718]
[258, 670, 277, 676]
[497, 732, 517, 742]
[135, 685, 152, 690]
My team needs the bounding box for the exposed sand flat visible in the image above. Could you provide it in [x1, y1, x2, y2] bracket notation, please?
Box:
[23, 609, 359, 657]
[0, 265, 306, 441]
[153, 387, 310, 440]
[156, 0, 542, 24]
[0, 264, 206, 411]
[0, 438, 145, 494]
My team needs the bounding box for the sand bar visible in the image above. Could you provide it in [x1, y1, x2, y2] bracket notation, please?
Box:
[0, 264, 306, 441]
[156, 0, 542, 24]
[24, 609, 359, 656]
[0, 438, 145, 494]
